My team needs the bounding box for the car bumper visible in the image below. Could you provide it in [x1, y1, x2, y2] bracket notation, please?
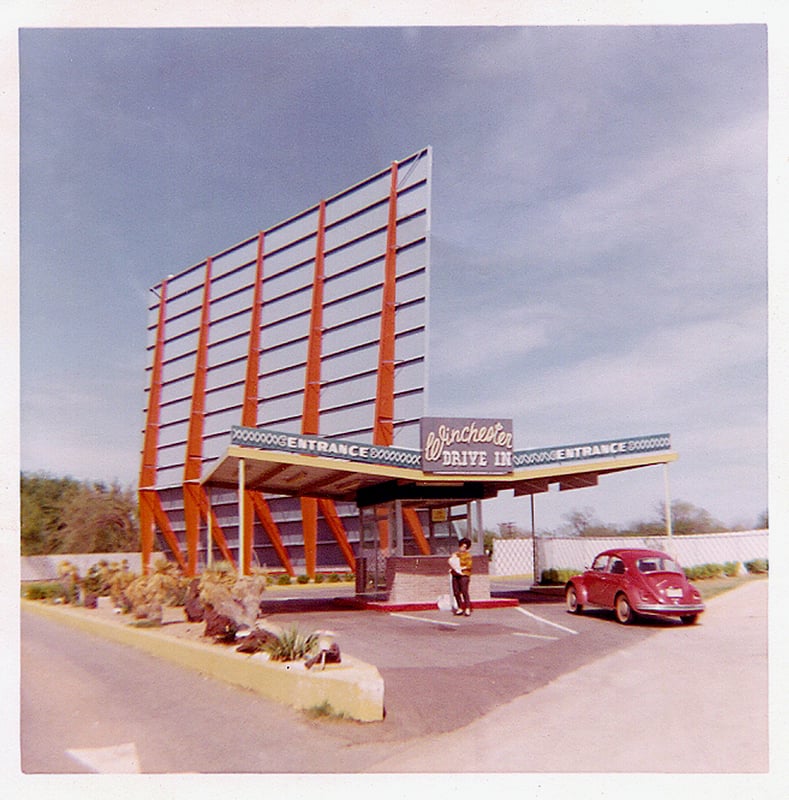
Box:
[634, 602, 705, 616]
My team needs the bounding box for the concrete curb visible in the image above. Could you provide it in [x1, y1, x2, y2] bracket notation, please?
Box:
[21, 599, 385, 722]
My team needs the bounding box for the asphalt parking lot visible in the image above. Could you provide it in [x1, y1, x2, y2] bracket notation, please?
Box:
[259, 586, 680, 745]
[20, 577, 770, 775]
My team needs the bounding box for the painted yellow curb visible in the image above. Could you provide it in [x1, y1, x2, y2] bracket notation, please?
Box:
[22, 600, 384, 722]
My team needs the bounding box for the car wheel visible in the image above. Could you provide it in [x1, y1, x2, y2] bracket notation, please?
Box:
[566, 585, 583, 614]
[680, 614, 698, 625]
[614, 593, 633, 624]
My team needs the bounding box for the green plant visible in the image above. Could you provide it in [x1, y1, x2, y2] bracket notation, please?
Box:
[109, 567, 137, 611]
[745, 558, 768, 574]
[314, 573, 325, 584]
[343, 572, 356, 582]
[684, 563, 726, 580]
[82, 558, 132, 597]
[327, 573, 341, 583]
[540, 568, 580, 585]
[305, 701, 348, 720]
[276, 574, 292, 585]
[23, 581, 66, 601]
[124, 559, 189, 623]
[57, 560, 81, 603]
[723, 561, 741, 577]
[265, 626, 318, 662]
[297, 574, 310, 584]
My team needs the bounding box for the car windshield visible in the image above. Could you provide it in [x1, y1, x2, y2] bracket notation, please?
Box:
[637, 556, 683, 574]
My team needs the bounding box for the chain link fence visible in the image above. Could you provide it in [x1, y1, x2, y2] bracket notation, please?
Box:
[491, 530, 768, 578]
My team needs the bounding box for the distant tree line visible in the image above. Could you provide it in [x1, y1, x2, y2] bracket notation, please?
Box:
[21, 472, 139, 556]
[492, 501, 768, 541]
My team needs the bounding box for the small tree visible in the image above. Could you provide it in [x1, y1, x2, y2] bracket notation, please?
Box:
[57, 481, 139, 553]
[658, 500, 725, 535]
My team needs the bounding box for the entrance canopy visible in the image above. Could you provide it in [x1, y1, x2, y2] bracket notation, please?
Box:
[202, 426, 678, 508]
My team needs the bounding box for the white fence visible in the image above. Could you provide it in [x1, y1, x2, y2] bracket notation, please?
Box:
[20, 552, 162, 582]
[491, 530, 768, 578]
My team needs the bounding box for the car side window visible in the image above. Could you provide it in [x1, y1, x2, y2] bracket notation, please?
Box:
[609, 558, 625, 575]
[591, 555, 608, 572]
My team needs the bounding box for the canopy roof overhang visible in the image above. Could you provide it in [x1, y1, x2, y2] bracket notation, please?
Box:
[203, 444, 678, 508]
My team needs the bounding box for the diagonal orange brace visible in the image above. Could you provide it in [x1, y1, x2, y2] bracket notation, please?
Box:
[248, 491, 294, 576]
[403, 507, 431, 555]
[318, 498, 356, 570]
[194, 487, 236, 567]
[139, 489, 188, 573]
[301, 497, 318, 578]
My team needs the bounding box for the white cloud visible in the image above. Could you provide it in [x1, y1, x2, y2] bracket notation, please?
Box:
[429, 304, 551, 376]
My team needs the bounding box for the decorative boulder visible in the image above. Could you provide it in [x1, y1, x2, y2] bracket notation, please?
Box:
[184, 578, 205, 622]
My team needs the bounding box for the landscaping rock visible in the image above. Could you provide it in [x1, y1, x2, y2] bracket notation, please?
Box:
[184, 578, 205, 622]
[203, 607, 238, 641]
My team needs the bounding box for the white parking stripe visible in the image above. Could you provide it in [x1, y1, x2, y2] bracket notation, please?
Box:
[512, 632, 559, 641]
[516, 606, 579, 634]
[389, 612, 460, 627]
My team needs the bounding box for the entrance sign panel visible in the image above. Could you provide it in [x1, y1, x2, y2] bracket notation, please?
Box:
[231, 425, 421, 468]
[420, 417, 514, 474]
[514, 433, 672, 467]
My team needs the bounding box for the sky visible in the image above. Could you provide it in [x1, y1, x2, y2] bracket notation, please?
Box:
[9, 8, 782, 536]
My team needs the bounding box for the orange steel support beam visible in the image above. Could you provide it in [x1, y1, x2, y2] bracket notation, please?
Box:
[299, 201, 328, 578]
[301, 497, 319, 577]
[239, 232, 292, 573]
[370, 165, 400, 555]
[373, 162, 399, 447]
[375, 506, 390, 552]
[139, 279, 168, 489]
[195, 487, 236, 566]
[403, 507, 431, 555]
[183, 258, 213, 576]
[318, 498, 356, 570]
[371, 162, 431, 555]
[138, 278, 186, 573]
[138, 496, 155, 576]
[183, 483, 236, 569]
[248, 491, 294, 576]
[242, 232, 265, 427]
[302, 201, 326, 437]
[139, 489, 188, 573]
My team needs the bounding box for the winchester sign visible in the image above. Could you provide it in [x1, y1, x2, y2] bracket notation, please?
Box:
[420, 417, 514, 474]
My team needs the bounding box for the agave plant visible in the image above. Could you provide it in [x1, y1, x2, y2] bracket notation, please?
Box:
[264, 626, 318, 662]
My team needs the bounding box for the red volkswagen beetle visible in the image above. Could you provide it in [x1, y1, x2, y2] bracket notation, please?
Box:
[565, 548, 705, 625]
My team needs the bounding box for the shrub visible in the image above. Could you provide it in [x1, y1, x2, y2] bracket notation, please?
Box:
[265, 626, 318, 662]
[57, 560, 81, 604]
[314, 573, 325, 584]
[23, 581, 66, 601]
[745, 558, 769, 574]
[327, 573, 341, 583]
[109, 568, 137, 611]
[82, 558, 131, 597]
[684, 563, 725, 580]
[276, 574, 292, 586]
[305, 701, 348, 720]
[343, 572, 356, 582]
[723, 561, 741, 577]
[125, 560, 189, 623]
[540, 568, 580, 585]
[296, 574, 310, 584]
